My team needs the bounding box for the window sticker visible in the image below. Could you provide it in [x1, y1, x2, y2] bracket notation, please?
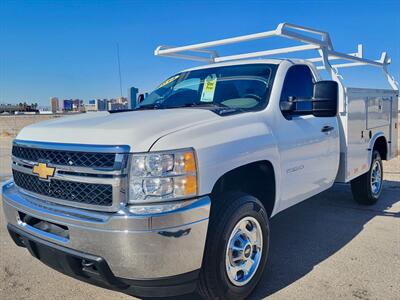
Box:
[158, 75, 180, 88]
[200, 74, 217, 102]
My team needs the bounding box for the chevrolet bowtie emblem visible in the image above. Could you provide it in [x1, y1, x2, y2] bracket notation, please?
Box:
[32, 163, 55, 180]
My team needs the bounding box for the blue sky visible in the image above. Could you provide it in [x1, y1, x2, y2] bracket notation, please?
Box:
[1, 0, 399, 106]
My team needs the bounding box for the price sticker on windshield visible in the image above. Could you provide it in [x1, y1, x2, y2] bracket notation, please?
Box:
[158, 75, 180, 88]
[200, 75, 217, 102]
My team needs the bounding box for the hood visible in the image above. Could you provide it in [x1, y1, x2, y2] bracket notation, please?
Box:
[16, 109, 219, 152]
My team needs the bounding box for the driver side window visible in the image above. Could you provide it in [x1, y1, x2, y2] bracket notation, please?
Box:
[280, 65, 314, 103]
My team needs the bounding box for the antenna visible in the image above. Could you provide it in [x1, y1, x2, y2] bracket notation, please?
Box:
[116, 43, 123, 97]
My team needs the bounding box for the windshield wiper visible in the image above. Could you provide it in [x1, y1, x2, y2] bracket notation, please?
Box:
[164, 102, 230, 109]
[109, 109, 135, 114]
[134, 103, 162, 110]
[134, 102, 243, 116]
[162, 102, 244, 115]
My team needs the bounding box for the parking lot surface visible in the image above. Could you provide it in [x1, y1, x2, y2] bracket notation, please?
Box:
[0, 135, 399, 300]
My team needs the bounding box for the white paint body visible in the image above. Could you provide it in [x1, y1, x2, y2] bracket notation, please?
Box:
[336, 88, 398, 183]
[17, 59, 398, 217]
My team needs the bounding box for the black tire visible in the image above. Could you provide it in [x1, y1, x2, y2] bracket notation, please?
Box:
[197, 192, 269, 300]
[350, 150, 383, 205]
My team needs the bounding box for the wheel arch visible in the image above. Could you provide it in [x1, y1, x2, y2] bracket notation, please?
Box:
[368, 134, 388, 165]
[210, 160, 277, 218]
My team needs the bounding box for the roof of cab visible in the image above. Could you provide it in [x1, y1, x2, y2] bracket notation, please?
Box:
[180, 58, 315, 73]
[181, 59, 281, 72]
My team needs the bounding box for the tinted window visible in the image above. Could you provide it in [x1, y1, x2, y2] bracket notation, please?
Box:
[139, 64, 277, 111]
[280, 65, 314, 102]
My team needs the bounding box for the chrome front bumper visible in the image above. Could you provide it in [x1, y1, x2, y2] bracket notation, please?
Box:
[2, 180, 210, 280]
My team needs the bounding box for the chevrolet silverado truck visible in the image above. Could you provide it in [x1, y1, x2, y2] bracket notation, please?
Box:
[2, 23, 399, 299]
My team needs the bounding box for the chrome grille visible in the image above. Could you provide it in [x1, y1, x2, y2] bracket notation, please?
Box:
[12, 145, 116, 168]
[11, 140, 130, 212]
[13, 170, 113, 206]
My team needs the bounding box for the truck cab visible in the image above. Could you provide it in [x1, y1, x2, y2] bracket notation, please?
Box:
[2, 23, 398, 299]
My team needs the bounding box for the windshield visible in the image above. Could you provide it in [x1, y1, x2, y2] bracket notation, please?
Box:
[139, 64, 277, 112]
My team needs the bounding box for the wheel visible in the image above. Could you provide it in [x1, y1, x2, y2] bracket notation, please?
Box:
[350, 150, 383, 205]
[197, 192, 269, 299]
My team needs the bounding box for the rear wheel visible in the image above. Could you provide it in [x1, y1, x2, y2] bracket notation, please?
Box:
[351, 150, 383, 205]
[197, 192, 269, 299]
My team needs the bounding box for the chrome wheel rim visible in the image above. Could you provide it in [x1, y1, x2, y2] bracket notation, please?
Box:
[225, 216, 263, 286]
[370, 160, 382, 195]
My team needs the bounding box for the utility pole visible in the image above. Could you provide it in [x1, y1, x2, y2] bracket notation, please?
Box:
[116, 43, 123, 97]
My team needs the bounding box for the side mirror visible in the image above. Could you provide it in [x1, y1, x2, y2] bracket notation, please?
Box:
[312, 81, 338, 117]
[137, 94, 145, 103]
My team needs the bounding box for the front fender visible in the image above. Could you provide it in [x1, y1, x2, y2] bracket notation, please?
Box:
[150, 112, 281, 200]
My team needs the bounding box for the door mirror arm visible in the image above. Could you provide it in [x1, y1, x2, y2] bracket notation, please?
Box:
[280, 96, 313, 116]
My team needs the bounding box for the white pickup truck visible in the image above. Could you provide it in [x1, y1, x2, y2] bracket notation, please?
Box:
[2, 23, 399, 299]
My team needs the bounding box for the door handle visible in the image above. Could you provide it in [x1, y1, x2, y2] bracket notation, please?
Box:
[321, 125, 334, 133]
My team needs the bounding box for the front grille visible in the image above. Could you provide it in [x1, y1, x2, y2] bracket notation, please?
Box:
[12, 146, 116, 168]
[13, 170, 113, 207]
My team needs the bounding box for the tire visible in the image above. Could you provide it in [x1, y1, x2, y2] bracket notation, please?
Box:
[197, 192, 270, 300]
[350, 150, 383, 205]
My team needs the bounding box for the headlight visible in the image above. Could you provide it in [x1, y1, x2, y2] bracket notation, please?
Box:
[128, 149, 197, 203]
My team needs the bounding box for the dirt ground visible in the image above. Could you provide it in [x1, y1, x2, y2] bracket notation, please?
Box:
[0, 120, 399, 300]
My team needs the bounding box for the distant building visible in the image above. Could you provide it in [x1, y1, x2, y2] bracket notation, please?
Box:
[50, 97, 59, 113]
[128, 86, 139, 109]
[38, 106, 52, 114]
[84, 103, 97, 112]
[0, 103, 18, 114]
[1, 102, 39, 114]
[97, 99, 108, 111]
[115, 96, 127, 104]
[62, 99, 84, 112]
[108, 102, 127, 111]
[73, 99, 84, 112]
[107, 97, 128, 111]
[62, 99, 73, 111]
[88, 99, 108, 111]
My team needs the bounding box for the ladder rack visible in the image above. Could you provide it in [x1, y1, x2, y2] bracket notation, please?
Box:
[154, 23, 398, 91]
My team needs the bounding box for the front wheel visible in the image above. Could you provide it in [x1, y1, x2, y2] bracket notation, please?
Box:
[351, 150, 383, 205]
[197, 192, 269, 299]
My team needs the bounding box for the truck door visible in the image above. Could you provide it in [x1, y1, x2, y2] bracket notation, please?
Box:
[275, 65, 339, 210]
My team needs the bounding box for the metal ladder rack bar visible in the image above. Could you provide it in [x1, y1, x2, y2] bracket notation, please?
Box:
[154, 22, 398, 92]
[214, 44, 320, 63]
[308, 44, 363, 63]
[155, 29, 277, 57]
